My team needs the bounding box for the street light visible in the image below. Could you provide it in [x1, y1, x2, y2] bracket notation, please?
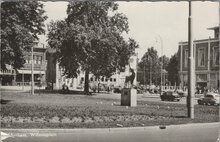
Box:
[156, 35, 163, 96]
[187, 1, 195, 119]
[31, 41, 38, 95]
[31, 44, 34, 95]
[147, 55, 152, 86]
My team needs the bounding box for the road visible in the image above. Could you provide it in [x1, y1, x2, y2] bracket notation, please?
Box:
[1, 123, 219, 142]
[92, 93, 199, 105]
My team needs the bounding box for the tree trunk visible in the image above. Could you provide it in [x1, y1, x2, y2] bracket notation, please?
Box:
[98, 83, 100, 93]
[84, 70, 89, 95]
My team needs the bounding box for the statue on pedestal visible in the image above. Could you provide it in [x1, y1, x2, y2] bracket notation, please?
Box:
[124, 65, 135, 88]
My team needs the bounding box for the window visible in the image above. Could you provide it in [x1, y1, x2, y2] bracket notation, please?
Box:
[81, 77, 84, 81]
[114, 78, 116, 82]
[184, 49, 188, 68]
[34, 55, 37, 64]
[110, 78, 112, 82]
[105, 78, 108, 82]
[196, 74, 207, 82]
[36, 56, 39, 64]
[213, 47, 219, 66]
[39, 56, 43, 64]
[90, 78, 93, 81]
[198, 48, 205, 67]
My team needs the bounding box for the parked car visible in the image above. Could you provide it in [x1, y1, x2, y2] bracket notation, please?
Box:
[197, 92, 220, 106]
[176, 90, 187, 97]
[160, 90, 181, 101]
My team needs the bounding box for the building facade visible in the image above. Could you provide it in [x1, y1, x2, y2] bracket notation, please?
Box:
[178, 26, 219, 90]
[0, 43, 47, 86]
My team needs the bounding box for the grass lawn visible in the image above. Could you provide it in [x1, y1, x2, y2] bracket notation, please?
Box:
[0, 91, 219, 128]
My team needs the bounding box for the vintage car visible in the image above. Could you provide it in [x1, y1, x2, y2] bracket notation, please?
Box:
[160, 90, 181, 101]
[176, 90, 187, 97]
[197, 92, 220, 106]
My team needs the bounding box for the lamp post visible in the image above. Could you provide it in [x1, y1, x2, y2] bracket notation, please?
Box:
[156, 35, 163, 96]
[187, 1, 195, 119]
[31, 41, 38, 95]
[148, 56, 152, 86]
[144, 59, 146, 88]
[31, 45, 34, 95]
[0, 0, 1, 86]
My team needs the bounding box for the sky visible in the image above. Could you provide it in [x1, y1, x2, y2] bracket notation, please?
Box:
[39, 1, 219, 59]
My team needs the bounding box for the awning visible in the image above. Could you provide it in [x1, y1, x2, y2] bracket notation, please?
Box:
[17, 70, 45, 75]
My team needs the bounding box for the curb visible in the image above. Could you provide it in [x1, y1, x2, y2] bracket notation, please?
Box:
[1, 122, 219, 133]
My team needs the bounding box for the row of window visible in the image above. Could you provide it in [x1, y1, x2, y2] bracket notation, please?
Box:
[81, 77, 117, 82]
[26, 55, 43, 65]
[184, 46, 219, 68]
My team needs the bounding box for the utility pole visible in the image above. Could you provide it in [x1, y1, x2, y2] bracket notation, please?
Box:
[0, 38, 2, 87]
[219, 0, 220, 94]
[31, 45, 34, 95]
[157, 35, 163, 96]
[149, 57, 152, 86]
[22, 70, 24, 91]
[187, 1, 195, 119]
[144, 59, 146, 89]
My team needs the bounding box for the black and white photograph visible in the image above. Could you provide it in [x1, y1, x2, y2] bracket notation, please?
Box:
[0, 1, 219, 142]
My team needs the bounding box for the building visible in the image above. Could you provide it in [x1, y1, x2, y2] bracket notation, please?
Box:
[178, 26, 219, 90]
[0, 43, 47, 86]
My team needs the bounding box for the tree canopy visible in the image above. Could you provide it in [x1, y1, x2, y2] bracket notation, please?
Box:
[138, 47, 161, 85]
[166, 53, 179, 85]
[47, 2, 137, 94]
[1, 1, 47, 70]
[138, 47, 171, 85]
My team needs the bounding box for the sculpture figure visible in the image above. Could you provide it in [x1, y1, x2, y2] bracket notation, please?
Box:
[125, 66, 135, 88]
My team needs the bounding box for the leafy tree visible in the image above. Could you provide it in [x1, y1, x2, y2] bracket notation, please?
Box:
[1, 1, 47, 70]
[166, 53, 179, 85]
[47, 2, 136, 94]
[138, 47, 161, 85]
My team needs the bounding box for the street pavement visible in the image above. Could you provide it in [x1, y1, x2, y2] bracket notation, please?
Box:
[1, 122, 219, 142]
[92, 93, 199, 105]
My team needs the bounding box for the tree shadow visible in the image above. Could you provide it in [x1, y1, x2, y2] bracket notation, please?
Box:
[0, 99, 13, 104]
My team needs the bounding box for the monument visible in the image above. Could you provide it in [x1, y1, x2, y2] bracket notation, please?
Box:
[121, 56, 137, 107]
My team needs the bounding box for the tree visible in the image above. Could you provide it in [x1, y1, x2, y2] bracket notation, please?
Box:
[166, 53, 179, 86]
[47, 2, 136, 94]
[159, 55, 170, 70]
[1, 1, 47, 70]
[138, 47, 161, 85]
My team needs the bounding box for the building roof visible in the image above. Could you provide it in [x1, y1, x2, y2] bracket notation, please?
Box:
[207, 26, 219, 30]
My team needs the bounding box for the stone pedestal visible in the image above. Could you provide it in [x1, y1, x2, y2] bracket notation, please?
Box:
[121, 88, 137, 107]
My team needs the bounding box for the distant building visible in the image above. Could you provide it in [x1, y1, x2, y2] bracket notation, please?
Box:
[178, 26, 219, 90]
[0, 43, 47, 86]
